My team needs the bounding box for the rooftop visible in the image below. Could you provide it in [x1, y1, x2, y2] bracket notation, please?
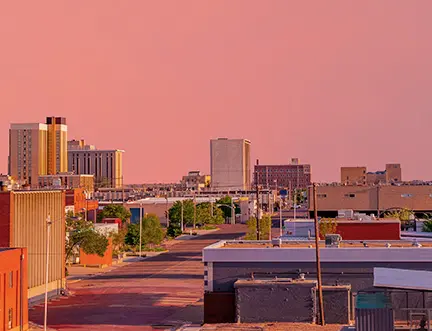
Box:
[220, 240, 432, 249]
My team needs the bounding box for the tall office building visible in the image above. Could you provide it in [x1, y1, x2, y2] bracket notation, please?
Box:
[9, 117, 68, 186]
[46, 117, 68, 175]
[9, 123, 48, 186]
[210, 138, 251, 191]
[68, 140, 124, 188]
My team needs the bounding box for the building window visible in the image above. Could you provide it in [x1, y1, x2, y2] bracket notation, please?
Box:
[401, 194, 413, 198]
[317, 194, 327, 198]
[9, 271, 13, 288]
[344, 194, 356, 198]
[8, 308, 12, 329]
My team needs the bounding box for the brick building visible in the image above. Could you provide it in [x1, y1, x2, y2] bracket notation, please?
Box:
[341, 164, 402, 185]
[0, 190, 65, 300]
[308, 184, 432, 217]
[0, 248, 28, 331]
[202, 239, 432, 324]
[254, 159, 311, 190]
[65, 188, 98, 221]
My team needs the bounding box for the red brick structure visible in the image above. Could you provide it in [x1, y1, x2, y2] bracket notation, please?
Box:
[0, 248, 28, 331]
[332, 220, 400, 240]
[254, 160, 311, 190]
[65, 188, 98, 220]
[79, 239, 113, 267]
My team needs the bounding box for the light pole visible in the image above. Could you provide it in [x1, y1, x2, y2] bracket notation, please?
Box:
[165, 195, 169, 228]
[44, 215, 52, 331]
[181, 200, 184, 232]
[139, 202, 143, 258]
[231, 197, 235, 225]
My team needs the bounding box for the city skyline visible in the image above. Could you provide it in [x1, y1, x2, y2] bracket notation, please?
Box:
[1, 2, 432, 183]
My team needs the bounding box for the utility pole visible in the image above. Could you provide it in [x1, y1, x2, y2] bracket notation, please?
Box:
[231, 196, 235, 225]
[165, 195, 169, 228]
[181, 200, 184, 232]
[255, 166, 260, 240]
[44, 215, 52, 331]
[313, 183, 325, 326]
[139, 202, 143, 258]
[193, 194, 196, 229]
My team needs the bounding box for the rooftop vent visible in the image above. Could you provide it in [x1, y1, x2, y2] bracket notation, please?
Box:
[272, 238, 282, 247]
[412, 240, 422, 248]
[325, 234, 342, 248]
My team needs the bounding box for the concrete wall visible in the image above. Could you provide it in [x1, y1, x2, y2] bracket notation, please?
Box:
[210, 139, 251, 191]
[309, 184, 432, 214]
[0, 248, 28, 331]
[235, 280, 317, 323]
[341, 167, 367, 185]
[210, 261, 432, 294]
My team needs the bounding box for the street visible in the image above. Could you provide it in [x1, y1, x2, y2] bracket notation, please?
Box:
[29, 224, 246, 331]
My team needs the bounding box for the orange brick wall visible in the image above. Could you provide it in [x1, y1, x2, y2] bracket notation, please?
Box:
[0, 248, 28, 331]
[0, 193, 12, 247]
[80, 239, 113, 267]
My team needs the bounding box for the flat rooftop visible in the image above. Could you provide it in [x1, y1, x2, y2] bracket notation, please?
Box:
[203, 240, 432, 263]
[221, 240, 432, 249]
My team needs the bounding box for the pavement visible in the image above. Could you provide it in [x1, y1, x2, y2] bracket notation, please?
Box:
[29, 224, 246, 331]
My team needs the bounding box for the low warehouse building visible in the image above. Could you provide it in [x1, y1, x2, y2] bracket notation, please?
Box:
[202, 239, 432, 324]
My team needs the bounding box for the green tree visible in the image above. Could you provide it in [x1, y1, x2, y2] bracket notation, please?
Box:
[110, 227, 127, 256]
[125, 223, 140, 247]
[216, 196, 240, 219]
[385, 208, 414, 230]
[97, 204, 132, 223]
[196, 202, 225, 225]
[244, 214, 272, 240]
[125, 214, 164, 248]
[168, 200, 194, 226]
[142, 214, 164, 247]
[166, 223, 183, 238]
[66, 213, 109, 262]
[422, 213, 432, 232]
[319, 218, 338, 238]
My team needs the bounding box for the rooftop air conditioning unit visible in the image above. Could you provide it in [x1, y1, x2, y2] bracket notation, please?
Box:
[272, 238, 282, 247]
[325, 234, 342, 248]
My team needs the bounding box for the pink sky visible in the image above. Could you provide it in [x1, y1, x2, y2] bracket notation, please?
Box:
[1, 1, 431, 184]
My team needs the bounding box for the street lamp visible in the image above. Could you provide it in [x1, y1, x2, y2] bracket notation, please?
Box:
[44, 215, 53, 331]
[139, 202, 143, 258]
[181, 200, 184, 232]
[165, 195, 169, 228]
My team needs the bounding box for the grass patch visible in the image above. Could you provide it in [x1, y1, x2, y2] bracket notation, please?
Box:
[201, 225, 218, 230]
[142, 246, 167, 252]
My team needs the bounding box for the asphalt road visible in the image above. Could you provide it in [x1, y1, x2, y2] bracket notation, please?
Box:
[29, 224, 247, 331]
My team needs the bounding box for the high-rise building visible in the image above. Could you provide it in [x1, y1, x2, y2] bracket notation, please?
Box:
[68, 140, 124, 188]
[210, 138, 251, 191]
[9, 117, 68, 186]
[46, 117, 68, 175]
[254, 159, 311, 190]
[9, 123, 48, 186]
